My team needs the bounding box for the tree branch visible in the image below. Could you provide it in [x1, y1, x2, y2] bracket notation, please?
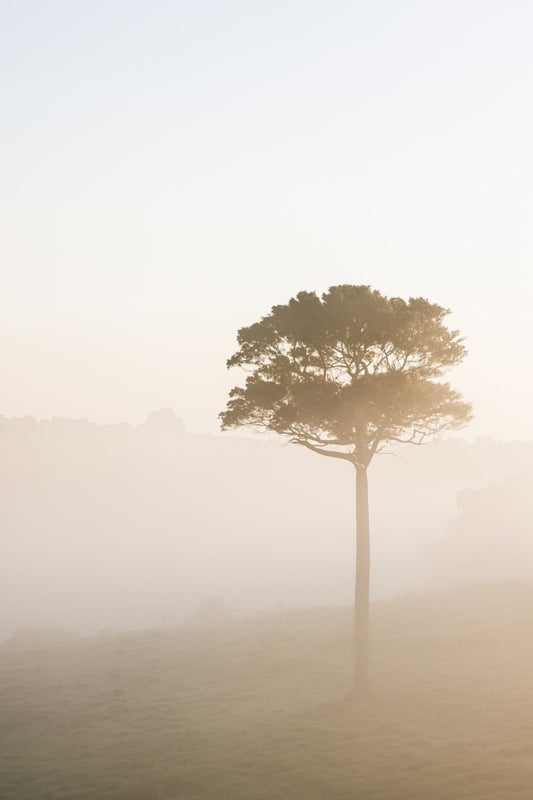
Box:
[290, 439, 355, 463]
[385, 430, 428, 445]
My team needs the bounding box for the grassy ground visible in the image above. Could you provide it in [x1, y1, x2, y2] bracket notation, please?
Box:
[2, 583, 533, 800]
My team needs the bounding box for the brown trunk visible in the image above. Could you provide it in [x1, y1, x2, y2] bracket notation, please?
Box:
[354, 463, 370, 697]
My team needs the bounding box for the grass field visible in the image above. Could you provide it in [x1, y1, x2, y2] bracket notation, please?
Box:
[2, 583, 533, 800]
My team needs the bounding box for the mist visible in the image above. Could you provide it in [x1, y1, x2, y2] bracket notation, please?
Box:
[5, 1, 533, 797]
[5, 411, 533, 799]
[2, 409, 531, 641]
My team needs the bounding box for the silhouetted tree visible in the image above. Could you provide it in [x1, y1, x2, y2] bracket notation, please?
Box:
[220, 285, 471, 697]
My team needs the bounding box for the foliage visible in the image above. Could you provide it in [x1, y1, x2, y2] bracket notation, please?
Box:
[220, 285, 471, 465]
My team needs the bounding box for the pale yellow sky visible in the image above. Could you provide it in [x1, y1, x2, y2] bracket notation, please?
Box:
[2, 1, 532, 438]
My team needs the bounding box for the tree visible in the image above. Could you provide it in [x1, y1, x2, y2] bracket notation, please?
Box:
[220, 285, 472, 697]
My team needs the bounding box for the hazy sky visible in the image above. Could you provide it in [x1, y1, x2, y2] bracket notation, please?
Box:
[2, 1, 533, 437]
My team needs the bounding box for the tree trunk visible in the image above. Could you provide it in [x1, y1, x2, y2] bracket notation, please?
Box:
[354, 464, 370, 697]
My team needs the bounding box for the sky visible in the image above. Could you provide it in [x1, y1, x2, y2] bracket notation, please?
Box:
[2, 0, 533, 438]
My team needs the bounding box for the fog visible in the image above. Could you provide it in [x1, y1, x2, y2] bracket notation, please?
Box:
[2, 408, 531, 641]
[5, 2, 533, 796]
[5, 410, 533, 798]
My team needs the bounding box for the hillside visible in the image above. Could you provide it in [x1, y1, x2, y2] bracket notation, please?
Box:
[2, 582, 533, 800]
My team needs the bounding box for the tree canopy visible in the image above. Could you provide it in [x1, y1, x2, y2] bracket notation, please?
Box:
[220, 285, 472, 466]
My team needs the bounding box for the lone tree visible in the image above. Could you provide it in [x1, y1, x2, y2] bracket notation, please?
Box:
[220, 285, 471, 697]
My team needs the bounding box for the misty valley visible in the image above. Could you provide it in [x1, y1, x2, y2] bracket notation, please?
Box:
[2, 412, 533, 639]
[2, 414, 533, 799]
[5, 1, 533, 795]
